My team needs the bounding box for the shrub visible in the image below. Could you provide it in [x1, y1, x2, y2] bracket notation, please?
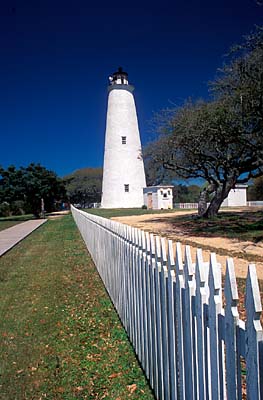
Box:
[10, 201, 26, 216]
[0, 202, 11, 217]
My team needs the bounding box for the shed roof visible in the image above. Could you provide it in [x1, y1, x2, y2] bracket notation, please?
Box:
[144, 185, 174, 189]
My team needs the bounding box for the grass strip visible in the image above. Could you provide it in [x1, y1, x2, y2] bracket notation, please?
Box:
[0, 215, 35, 232]
[0, 215, 154, 400]
[84, 207, 181, 219]
[0, 220, 25, 232]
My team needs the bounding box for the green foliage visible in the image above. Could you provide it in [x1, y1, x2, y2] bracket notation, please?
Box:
[173, 184, 201, 203]
[0, 163, 66, 217]
[248, 176, 263, 200]
[0, 202, 10, 217]
[144, 148, 176, 186]
[145, 26, 263, 217]
[64, 167, 102, 208]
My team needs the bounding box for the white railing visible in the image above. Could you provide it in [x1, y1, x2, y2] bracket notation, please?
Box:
[174, 201, 263, 209]
[247, 201, 263, 207]
[174, 202, 199, 209]
[71, 205, 263, 400]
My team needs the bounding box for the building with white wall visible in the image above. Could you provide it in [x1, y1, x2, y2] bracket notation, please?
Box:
[222, 184, 248, 207]
[101, 68, 146, 208]
[143, 186, 173, 209]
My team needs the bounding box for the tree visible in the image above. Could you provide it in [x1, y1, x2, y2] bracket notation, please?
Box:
[144, 144, 176, 186]
[173, 184, 201, 203]
[0, 163, 66, 217]
[64, 167, 102, 208]
[21, 163, 66, 216]
[145, 27, 263, 218]
[248, 176, 263, 200]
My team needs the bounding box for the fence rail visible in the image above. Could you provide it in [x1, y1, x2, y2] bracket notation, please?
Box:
[247, 201, 263, 207]
[174, 202, 200, 209]
[174, 201, 263, 209]
[71, 205, 263, 400]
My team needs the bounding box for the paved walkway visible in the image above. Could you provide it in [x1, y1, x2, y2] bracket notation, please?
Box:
[0, 219, 47, 257]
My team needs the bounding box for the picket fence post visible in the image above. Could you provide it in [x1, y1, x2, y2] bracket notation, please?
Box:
[195, 248, 207, 400]
[167, 240, 177, 399]
[159, 237, 169, 400]
[224, 258, 240, 399]
[149, 233, 159, 395]
[245, 264, 263, 399]
[175, 242, 185, 400]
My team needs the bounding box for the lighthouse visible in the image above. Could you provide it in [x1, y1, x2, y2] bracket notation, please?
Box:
[101, 67, 146, 208]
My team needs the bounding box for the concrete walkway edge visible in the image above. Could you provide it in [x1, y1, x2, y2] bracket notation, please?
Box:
[0, 219, 48, 257]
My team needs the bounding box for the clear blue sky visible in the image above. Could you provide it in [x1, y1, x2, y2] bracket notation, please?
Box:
[1, 0, 262, 177]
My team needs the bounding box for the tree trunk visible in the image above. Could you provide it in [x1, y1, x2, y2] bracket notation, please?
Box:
[198, 183, 216, 217]
[203, 182, 233, 218]
[198, 188, 209, 216]
[203, 192, 224, 218]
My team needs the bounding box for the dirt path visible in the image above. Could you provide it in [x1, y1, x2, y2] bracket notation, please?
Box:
[112, 211, 263, 280]
[47, 210, 70, 219]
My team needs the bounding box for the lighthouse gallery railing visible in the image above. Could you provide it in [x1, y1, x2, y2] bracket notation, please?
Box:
[71, 205, 263, 400]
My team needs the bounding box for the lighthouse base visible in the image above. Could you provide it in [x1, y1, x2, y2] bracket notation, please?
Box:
[101, 189, 144, 209]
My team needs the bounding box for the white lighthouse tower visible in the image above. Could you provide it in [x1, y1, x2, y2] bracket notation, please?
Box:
[101, 67, 146, 208]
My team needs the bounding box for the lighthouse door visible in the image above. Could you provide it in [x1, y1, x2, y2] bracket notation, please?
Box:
[147, 193, 153, 209]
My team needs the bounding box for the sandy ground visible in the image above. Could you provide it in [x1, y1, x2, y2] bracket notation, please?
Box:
[47, 210, 71, 219]
[112, 210, 263, 280]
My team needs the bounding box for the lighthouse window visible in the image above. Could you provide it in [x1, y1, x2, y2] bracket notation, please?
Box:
[124, 184, 129, 192]
[121, 136, 127, 144]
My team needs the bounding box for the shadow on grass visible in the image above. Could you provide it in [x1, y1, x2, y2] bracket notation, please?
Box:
[144, 210, 263, 243]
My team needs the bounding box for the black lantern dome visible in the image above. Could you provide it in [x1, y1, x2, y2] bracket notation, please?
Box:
[109, 67, 129, 85]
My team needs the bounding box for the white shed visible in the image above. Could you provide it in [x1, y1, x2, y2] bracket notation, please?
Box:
[222, 184, 248, 207]
[143, 186, 173, 210]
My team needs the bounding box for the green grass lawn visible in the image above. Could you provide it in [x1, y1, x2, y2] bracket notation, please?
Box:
[84, 207, 182, 219]
[0, 215, 154, 400]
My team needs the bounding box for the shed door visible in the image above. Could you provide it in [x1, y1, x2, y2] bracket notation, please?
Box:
[147, 193, 153, 209]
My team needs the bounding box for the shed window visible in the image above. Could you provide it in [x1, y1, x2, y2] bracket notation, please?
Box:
[121, 136, 127, 144]
[163, 193, 168, 198]
[168, 190, 171, 195]
[124, 184, 129, 192]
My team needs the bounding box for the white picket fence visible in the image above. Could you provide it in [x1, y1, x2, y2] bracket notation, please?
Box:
[71, 205, 263, 400]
